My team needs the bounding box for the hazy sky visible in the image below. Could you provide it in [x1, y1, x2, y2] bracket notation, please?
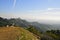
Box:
[0, 0, 60, 22]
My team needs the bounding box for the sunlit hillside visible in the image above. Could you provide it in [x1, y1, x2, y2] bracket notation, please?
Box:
[0, 26, 39, 40]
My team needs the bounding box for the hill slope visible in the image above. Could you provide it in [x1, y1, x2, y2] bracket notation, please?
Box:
[0, 17, 58, 32]
[0, 27, 39, 40]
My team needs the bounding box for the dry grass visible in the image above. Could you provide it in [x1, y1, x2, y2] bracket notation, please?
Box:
[0, 26, 39, 40]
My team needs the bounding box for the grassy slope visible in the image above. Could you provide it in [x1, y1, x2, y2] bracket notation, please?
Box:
[0, 27, 39, 40]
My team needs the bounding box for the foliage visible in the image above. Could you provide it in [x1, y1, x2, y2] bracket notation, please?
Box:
[0, 17, 30, 28]
[0, 17, 10, 27]
[46, 30, 60, 40]
[27, 25, 41, 39]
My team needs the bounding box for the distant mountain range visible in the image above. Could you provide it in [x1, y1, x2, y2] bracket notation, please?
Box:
[0, 17, 60, 32]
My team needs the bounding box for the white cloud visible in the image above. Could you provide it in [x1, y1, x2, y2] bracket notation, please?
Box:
[48, 8, 54, 10]
[23, 8, 60, 21]
[1, 8, 60, 22]
[12, 0, 17, 8]
[47, 8, 60, 11]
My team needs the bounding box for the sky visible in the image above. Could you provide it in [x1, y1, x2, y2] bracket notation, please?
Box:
[0, 0, 60, 23]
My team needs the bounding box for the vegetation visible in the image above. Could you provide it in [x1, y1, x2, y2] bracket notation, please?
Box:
[27, 25, 41, 39]
[0, 17, 29, 27]
[0, 27, 39, 40]
[0, 17, 60, 40]
[46, 30, 60, 40]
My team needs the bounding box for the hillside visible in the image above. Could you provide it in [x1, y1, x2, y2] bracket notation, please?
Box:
[0, 17, 56, 32]
[0, 27, 39, 40]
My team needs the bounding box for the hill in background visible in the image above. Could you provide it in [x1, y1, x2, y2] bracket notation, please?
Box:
[0, 17, 58, 32]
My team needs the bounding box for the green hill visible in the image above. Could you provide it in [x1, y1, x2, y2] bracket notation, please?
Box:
[0, 26, 39, 40]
